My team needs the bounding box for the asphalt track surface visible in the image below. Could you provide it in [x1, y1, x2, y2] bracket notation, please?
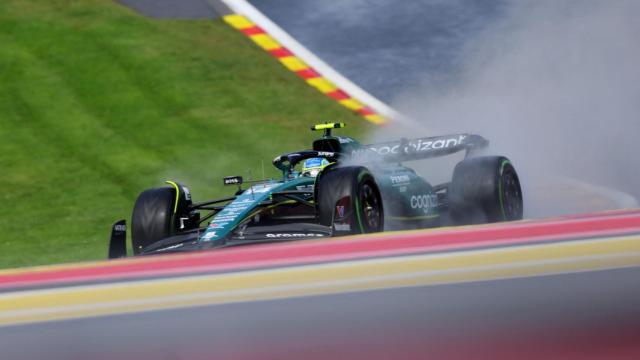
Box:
[1, 210, 639, 359]
[1, 267, 638, 360]
[249, 0, 505, 102]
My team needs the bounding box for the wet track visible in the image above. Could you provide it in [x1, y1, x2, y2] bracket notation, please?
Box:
[249, 0, 505, 103]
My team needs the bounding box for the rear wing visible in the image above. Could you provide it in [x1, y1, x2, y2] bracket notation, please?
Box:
[354, 134, 489, 162]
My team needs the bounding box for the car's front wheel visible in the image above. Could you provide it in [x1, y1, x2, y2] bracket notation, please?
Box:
[131, 187, 176, 254]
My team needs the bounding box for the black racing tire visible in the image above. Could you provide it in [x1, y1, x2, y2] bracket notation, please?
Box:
[449, 156, 523, 225]
[131, 187, 176, 254]
[316, 166, 384, 234]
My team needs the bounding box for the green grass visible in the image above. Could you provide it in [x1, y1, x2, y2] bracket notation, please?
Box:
[0, 0, 375, 268]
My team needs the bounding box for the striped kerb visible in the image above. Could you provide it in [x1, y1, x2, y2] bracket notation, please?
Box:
[223, 14, 387, 125]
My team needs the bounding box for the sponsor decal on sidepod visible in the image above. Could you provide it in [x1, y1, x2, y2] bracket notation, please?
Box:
[411, 194, 438, 214]
[390, 175, 410, 185]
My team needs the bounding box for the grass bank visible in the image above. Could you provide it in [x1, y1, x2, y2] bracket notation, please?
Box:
[0, 0, 374, 268]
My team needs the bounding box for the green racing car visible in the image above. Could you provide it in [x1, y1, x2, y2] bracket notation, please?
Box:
[109, 123, 523, 258]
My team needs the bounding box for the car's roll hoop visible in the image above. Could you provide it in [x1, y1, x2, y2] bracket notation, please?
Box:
[311, 122, 346, 137]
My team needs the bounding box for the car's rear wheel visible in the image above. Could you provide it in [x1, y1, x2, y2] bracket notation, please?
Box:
[449, 156, 523, 225]
[316, 166, 384, 234]
[131, 187, 176, 254]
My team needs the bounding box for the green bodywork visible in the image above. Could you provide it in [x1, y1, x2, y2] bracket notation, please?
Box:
[199, 176, 315, 245]
[198, 132, 445, 245]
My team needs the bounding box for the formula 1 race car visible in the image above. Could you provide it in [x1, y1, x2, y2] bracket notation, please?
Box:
[109, 123, 523, 258]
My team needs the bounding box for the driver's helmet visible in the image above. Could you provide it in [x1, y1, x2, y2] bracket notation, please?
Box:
[301, 157, 330, 177]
